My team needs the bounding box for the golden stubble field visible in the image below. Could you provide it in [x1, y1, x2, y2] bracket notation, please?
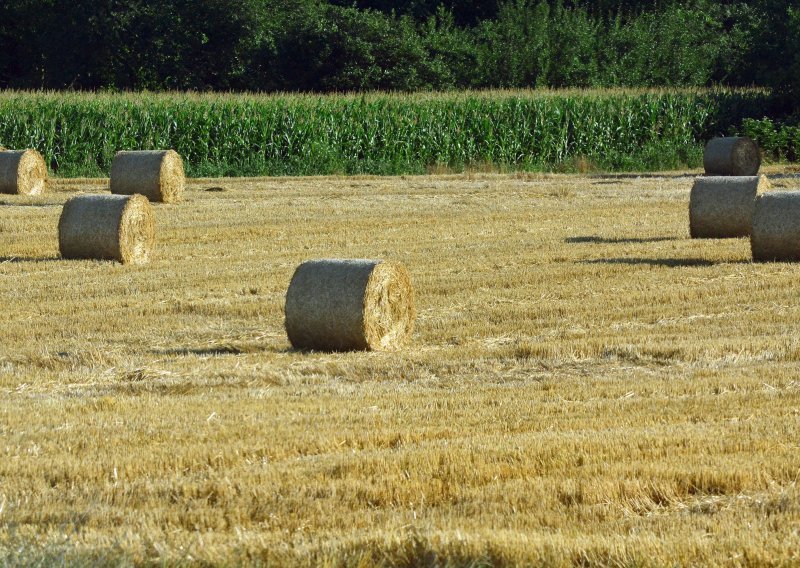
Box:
[0, 171, 799, 566]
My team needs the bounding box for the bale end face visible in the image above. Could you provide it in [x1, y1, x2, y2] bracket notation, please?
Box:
[363, 261, 416, 351]
[59, 193, 155, 264]
[0, 149, 48, 196]
[158, 150, 185, 203]
[285, 259, 415, 352]
[118, 194, 156, 264]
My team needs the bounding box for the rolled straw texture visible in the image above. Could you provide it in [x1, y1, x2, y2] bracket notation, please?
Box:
[704, 137, 760, 176]
[110, 150, 184, 203]
[285, 259, 415, 351]
[751, 191, 800, 262]
[689, 175, 770, 238]
[0, 149, 48, 195]
[59, 194, 155, 264]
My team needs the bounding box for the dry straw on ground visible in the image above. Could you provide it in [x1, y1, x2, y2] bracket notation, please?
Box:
[285, 259, 415, 351]
[0, 149, 48, 195]
[751, 190, 800, 261]
[703, 136, 761, 176]
[3, 172, 800, 566]
[58, 193, 155, 264]
[110, 150, 184, 203]
[689, 175, 769, 238]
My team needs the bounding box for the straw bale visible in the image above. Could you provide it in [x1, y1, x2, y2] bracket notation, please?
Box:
[110, 150, 184, 203]
[285, 259, 415, 351]
[0, 149, 48, 195]
[59, 194, 154, 264]
[751, 191, 800, 261]
[704, 137, 760, 176]
[689, 175, 770, 238]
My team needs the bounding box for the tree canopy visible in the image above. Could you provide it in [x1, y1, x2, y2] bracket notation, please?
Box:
[0, 0, 797, 113]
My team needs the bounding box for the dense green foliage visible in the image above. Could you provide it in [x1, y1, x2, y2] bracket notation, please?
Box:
[2, 0, 796, 173]
[0, 90, 774, 177]
[0, 1, 797, 104]
[742, 119, 800, 163]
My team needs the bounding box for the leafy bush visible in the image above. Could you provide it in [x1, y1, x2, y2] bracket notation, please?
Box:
[740, 118, 800, 162]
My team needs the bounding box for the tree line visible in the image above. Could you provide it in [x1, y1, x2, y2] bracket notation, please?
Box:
[0, 1, 797, 108]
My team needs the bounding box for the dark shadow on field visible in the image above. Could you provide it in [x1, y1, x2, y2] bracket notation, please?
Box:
[153, 344, 293, 356]
[566, 235, 678, 244]
[0, 255, 61, 263]
[154, 344, 378, 356]
[589, 173, 697, 180]
[766, 173, 800, 180]
[589, 173, 800, 184]
[0, 199, 61, 208]
[582, 257, 715, 267]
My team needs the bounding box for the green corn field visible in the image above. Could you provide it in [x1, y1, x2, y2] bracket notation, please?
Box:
[0, 89, 772, 177]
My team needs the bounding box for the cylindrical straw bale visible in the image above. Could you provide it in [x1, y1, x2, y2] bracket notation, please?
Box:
[704, 137, 760, 176]
[285, 259, 415, 352]
[59, 194, 155, 264]
[751, 191, 800, 262]
[110, 150, 184, 203]
[0, 149, 48, 195]
[689, 175, 770, 238]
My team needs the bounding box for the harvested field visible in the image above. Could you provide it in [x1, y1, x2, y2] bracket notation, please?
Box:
[0, 170, 799, 566]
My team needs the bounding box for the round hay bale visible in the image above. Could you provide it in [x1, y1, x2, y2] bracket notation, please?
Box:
[0, 149, 48, 195]
[704, 137, 760, 176]
[59, 194, 155, 264]
[689, 175, 770, 238]
[285, 259, 415, 352]
[110, 150, 184, 203]
[751, 191, 800, 262]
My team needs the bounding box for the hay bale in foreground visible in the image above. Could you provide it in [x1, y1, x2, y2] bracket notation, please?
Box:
[704, 137, 760, 176]
[0, 149, 48, 195]
[285, 259, 415, 351]
[751, 191, 800, 261]
[689, 175, 770, 238]
[59, 194, 154, 264]
[110, 150, 184, 203]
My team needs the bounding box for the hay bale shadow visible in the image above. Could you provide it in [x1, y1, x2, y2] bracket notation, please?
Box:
[566, 235, 678, 244]
[0, 256, 61, 264]
[588, 173, 697, 180]
[582, 257, 716, 268]
[766, 173, 800, 181]
[0, 199, 61, 208]
[152, 344, 292, 356]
